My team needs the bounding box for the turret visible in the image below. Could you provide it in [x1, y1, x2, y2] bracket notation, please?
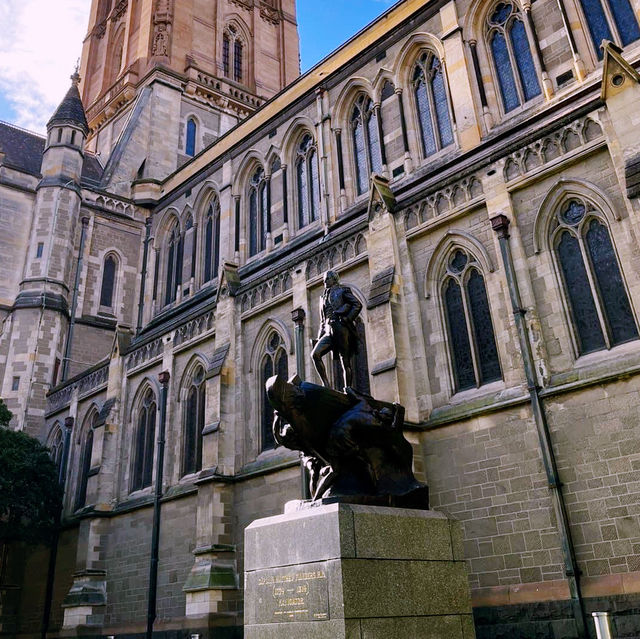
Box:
[41, 71, 88, 185]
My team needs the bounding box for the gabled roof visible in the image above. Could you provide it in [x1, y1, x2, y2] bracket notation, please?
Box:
[47, 73, 89, 135]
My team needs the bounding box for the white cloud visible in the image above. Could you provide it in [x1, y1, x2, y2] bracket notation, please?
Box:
[0, 0, 90, 132]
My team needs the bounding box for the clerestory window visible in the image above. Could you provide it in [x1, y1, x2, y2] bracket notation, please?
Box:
[351, 94, 383, 195]
[296, 134, 320, 229]
[579, 0, 640, 58]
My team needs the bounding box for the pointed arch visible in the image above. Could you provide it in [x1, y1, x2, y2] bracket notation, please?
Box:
[333, 77, 375, 128]
[425, 229, 496, 298]
[250, 318, 294, 372]
[74, 405, 99, 511]
[372, 68, 396, 102]
[533, 179, 621, 254]
[280, 116, 317, 162]
[180, 355, 207, 476]
[129, 380, 158, 492]
[393, 32, 447, 89]
[178, 353, 210, 396]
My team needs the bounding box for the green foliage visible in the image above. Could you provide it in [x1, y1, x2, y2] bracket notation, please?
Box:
[0, 426, 62, 546]
[0, 398, 11, 427]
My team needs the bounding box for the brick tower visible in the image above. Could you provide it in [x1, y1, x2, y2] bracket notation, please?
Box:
[78, 0, 300, 193]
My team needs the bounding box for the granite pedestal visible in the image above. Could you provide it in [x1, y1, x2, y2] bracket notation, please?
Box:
[244, 503, 476, 639]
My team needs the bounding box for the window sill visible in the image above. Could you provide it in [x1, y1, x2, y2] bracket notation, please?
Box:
[448, 379, 506, 405]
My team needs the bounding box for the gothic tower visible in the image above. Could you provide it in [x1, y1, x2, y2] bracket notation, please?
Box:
[78, 0, 300, 193]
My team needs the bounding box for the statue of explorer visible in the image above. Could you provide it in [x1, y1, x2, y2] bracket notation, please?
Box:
[312, 270, 362, 391]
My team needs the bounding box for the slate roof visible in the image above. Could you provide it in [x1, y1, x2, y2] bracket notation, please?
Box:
[0, 120, 104, 186]
[0, 121, 45, 176]
[47, 77, 89, 134]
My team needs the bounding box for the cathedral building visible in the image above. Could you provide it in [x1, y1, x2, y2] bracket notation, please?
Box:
[1, 0, 640, 636]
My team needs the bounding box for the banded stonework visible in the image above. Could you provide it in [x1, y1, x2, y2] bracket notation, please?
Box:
[2, 0, 640, 638]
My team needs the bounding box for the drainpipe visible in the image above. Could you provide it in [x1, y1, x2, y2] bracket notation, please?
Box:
[61, 217, 89, 382]
[41, 416, 74, 639]
[490, 215, 586, 638]
[146, 371, 170, 639]
[137, 217, 152, 334]
[291, 308, 310, 500]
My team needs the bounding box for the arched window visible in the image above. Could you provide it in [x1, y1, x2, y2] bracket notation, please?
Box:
[183, 365, 206, 476]
[552, 199, 638, 355]
[164, 220, 183, 306]
[249, 167, 269, 257]
[132, 389, 156, 492]
[186, 118, 197, 157]
[49, 425, 64, 475]
[110, 29, 125, 85]
[260, 332, 288, 451]
[413, 51, 454, 158]
[223, 26, 245, 84]
[204, 197, 221, 282]
[351, 94, 383, 196]
[100, 254, 117, 309]
[579, 0, 640, 57]
[75, 412, 98, 511]
[296, 134, 320, 229]
[486, 1, 541, 113]
[442, 249, 502, 392]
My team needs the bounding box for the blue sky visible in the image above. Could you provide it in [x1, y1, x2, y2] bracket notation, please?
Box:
[0, 0, 394, 133]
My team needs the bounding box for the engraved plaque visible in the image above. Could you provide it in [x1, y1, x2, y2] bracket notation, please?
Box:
[250, 561, 330, 623]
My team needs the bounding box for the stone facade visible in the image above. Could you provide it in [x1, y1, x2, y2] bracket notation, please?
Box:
[3, 0, 640, 637]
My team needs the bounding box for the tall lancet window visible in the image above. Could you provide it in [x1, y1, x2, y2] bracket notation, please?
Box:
[132, 389, 156, 492]
[186, 118, 197, 157]
[442, 249, 502, 392]
[183, 366, 206, 476]
[413, 51, 454, 158]
[351, 94, 383, 196]
[165, 221, 183, 306]
[579, 0, 640, 57]
[223, 25, 245, 85]
[204, 197, 221, 282]
[296, 134, 320, 229]
[260, 332, 288, 451]
[553, 199, 638, 354]
[487, 1, 541, 113]
[249, 167, 268, 257]
[100, 254, 117, 309]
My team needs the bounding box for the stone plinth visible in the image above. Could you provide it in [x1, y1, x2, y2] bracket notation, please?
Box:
[244, 503, 476, 639]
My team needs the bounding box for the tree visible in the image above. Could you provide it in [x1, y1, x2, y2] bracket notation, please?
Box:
[0, 405, 62, 546]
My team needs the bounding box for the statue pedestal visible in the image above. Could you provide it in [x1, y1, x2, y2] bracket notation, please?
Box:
[244, 503, 476, 639]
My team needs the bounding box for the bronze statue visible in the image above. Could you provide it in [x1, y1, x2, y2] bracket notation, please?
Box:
[312, 270, 362, 390]
[267, 375, 428, 507]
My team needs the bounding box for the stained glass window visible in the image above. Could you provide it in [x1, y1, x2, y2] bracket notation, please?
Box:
[183, 366, 205, 476]
[554, 198, 638, 355]
[204, 199, 220, 282]
[351, 95, 382, 195]
[580, 0, 640, 56]
[249, 167, 268, 256]
[261, 332, 288, 451]
[223, 25, 245, 84]
[487, 1, 541, 113]
[296, 134, 320, 229]
[100, 255, 117, 308]
[75, 413, 97, 511]
[132, 390, 156, 492]
[413, 51, 454, 158]
[165, 222, 182, 305]
[186, 118, 197, 157]
[442, 250, 502, 392]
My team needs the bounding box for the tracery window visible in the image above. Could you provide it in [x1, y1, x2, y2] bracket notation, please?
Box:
[579, 0, 640, 58]
[49, 425, 64, 475]
[260, 332, 288, 451]
[75, 412, 97, 511]
[186, 118, 197, 157]
[442, 249, 502, 392]
[100, 254, 117, 309]
[413, 51, 454, 158]
[223, 26, 244, 84]
[351, 94, 383, 195]
[553, 199, 638, 354]
[486, 1, 541, 113]
[296, 134, 320, 229]
[132, 389, 156, 492]
[183, 365, 205, 476]
[249, 167, 269, 257]
[204, 197, 221, 282]
[164, 220, 183, 306]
